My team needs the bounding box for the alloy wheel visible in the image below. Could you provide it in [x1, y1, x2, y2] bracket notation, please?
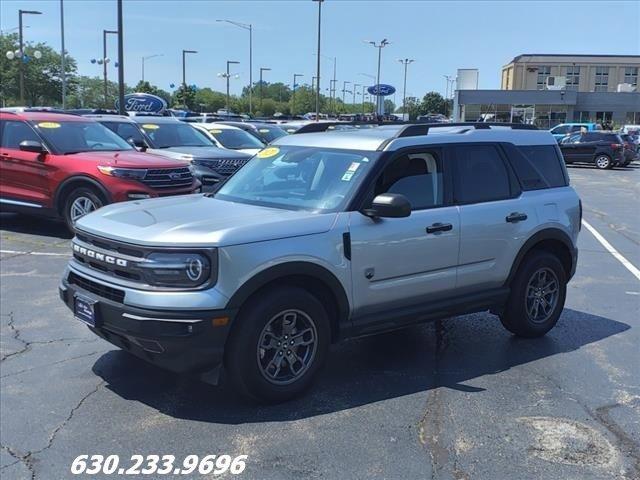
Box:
[69, 196, 97, 223]
[595, 156, 610, 169]
[525, 267, 559, 324]
[257, 309, 318, 385]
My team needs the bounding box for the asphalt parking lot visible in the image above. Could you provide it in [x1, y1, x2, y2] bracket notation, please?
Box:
[1, 163, 639, 480]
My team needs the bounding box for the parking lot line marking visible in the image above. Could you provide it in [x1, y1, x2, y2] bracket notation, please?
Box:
[0, 249, 69, 257]
[582, 220, 640, 281]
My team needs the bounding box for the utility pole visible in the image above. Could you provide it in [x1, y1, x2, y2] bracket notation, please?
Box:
[116, 0, 125, 115]
[103, 29, 118, 107]
[182, 49, 197, 87]
[18, 9, 42, 105]
[367, 39, 389, 115]
[216, 20, 252, 115]
[313, 0, 324, 121]
[352, 83, 360, 106]
[342, 80, 350, 104]
[259, 67, 270, 111]
[292, 73, 303, 115]
[225, 60, 240, 112]
[399, 58, 414, 120]
[361, 84, 366, 115]
[60, 0, 66, 109]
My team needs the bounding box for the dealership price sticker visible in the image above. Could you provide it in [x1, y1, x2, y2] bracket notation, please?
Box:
[37, 122, 61, 129]
[70, 454, 248, 476]
[257, 147, 280, 158]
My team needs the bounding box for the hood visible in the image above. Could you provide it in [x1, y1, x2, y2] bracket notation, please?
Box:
[77, 150, 189, 168]
[76, 195, 337, 247]
[146, 146, 250, 163]
[237, 148, 261, 156]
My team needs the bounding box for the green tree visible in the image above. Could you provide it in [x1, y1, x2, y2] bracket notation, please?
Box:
[1, 33, 77, 107]
[398, 96, 422, 121]
[174, 84, 196, 109]
[193, 87, 226, 112]
[258, 98, 277, 117]
[383, 99, 396, 115]
[65, 76, 122, 109]
[421, 91, 447, 115]
[134, 80, 171, 104]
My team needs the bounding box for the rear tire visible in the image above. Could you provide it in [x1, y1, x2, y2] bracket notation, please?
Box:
[594, 154, 612, 170]
[225, 286, 330, 403]
[500, 251, 567, 338]
[62, 187, 105, 231]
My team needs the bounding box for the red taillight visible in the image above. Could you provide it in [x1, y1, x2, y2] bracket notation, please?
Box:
[611, 143, 622, 150]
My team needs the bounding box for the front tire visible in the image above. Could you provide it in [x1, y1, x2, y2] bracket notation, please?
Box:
[500, 251, 567, 338]
[594, 154, 612, 170]
[63, 187, 105, 231]
[225, 286, 330, 403]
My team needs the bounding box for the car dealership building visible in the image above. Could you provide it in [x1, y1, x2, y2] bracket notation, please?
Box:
[453, 54, 640, 128]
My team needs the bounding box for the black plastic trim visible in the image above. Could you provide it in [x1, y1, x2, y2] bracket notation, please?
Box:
[54, 175, 112, 214]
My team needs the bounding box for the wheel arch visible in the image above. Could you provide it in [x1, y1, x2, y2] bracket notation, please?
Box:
[505, 228, 577, 286]
[54, 175, 112, 214]
[226, 262, 351, 343]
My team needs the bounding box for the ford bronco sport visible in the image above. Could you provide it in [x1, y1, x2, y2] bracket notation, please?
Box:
[59, 123, 580, 403]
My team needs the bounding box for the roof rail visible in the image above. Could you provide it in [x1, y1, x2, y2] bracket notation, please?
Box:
[294, 120, 402, 134]
[396, 122, 538, 138]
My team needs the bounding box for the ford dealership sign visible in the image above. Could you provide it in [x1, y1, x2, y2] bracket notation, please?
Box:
[367, 84, 396, 96]
[115, 93, 167, 113]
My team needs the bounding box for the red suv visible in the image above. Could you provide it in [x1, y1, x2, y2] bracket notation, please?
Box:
[0, 111, 199, 229]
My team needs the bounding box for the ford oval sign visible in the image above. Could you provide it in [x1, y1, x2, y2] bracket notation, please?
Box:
[115, 93, 167, 113]
[367, 84, 396, 96]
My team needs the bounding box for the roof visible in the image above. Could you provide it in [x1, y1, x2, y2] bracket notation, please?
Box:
[507, 53, 640, 64]
[0, 111, 90, 122]
[273, 124, 556, 151]
[130, 116, 181, 124]
[196, 123, 240, 130]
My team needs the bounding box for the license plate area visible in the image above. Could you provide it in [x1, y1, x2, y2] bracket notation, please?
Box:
[74, 294, 98, 327]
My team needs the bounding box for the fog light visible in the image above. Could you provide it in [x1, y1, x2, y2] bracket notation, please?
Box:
[128, 193, 151, 200]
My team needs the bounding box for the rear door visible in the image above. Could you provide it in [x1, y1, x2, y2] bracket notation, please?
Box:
[0, 119, 52, 207]
[573, 133, 599, 162]
[348, 147, 460, 318]
[453, 143, 535, 293]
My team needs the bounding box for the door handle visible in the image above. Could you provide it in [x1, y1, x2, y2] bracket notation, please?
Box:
[506, 212, 528, 223]
[426, 222, 453, 234]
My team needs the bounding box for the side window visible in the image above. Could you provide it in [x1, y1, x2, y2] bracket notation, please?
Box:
[453, 145, 511, 204]
[117, 123, 145, 144]
[516, 145, 567, 188]
[1, 120, 41, 149]
[377, 151, 444, 210]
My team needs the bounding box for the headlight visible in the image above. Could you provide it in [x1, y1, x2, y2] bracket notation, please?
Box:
[97, 166, 147, 180]
[138, 252, 213, 288]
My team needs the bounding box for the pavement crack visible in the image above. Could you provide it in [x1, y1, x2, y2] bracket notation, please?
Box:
[1, 312, 31, 362]
[0, 349, 103, 379]
[591, 404, 640, 479]
[0, 444, 36, 479]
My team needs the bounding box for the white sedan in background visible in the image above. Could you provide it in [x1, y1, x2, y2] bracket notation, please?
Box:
[193, 123, 265, 156]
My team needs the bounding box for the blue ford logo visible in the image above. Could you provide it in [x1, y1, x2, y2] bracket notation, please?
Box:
[367, 84, 396, 96]
[168, 172, 182, 180]
[115, 93, 167, 113]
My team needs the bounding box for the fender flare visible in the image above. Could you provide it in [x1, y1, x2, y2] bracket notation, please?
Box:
[54, 175, 112, 213]
[504, 228, 577, 285]
[226, 261, 350, 323]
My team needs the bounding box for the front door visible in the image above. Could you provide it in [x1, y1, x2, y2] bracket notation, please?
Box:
[349, 148, 460, 320]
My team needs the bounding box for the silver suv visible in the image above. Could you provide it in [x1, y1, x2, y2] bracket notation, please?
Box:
[59, 123, 581, 403]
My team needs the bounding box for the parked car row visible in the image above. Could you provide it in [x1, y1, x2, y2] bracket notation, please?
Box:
[558, 130, 638, 169]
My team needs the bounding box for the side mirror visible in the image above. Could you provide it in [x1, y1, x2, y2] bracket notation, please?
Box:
[127, 137, 147, 151]
[19, 140, 45, 154]
[362, 193, 411, 219]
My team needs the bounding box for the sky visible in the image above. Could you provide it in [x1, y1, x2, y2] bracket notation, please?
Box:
[2, 0, 639, 102]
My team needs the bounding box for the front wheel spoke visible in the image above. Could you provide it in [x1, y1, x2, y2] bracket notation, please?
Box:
[286, 352, 303, 375]
[265, 354, 284, 378]
[282, 312, 297, 335]
[532, 300, 540, 318]
[261, 334, 280, 349]
[291, 328, 314, 347]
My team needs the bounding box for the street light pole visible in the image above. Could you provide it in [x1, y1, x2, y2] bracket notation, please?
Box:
[225, 60, 240, 112]
[103, 29, 118, 106]
[60, 0, 66, 109]
[182, 49, 197, 87]
[367, 39, 389, 115]
[342, 81, 350, 104]
[399, 58, 414, 119]
[18, 9, 42, 105]
[443, 75, 452, 117]
[361, 84, 366, 115]
[141, 54, 162, 82]
[292, 73, 303, 115]
[312, 0, 324, 121]
[352, 83, 360, 106]
[216, 20, 253, 115]
[116, 0, 125, 115]
[259, 67, 270, 111]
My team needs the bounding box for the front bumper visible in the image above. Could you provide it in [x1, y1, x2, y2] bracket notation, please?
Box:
[59, 276, 236, 384]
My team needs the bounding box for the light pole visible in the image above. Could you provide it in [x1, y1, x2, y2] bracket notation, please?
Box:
[367, 39, 389, 115]
[18, 9, 42, 105]
[102, 29, 118, 105]
[116, 0, 125, 115]
[292, 73, 303, 115]
[342, 81, 351, 104]
[182, 49, 197, 87]
[361, 84, 366, 115]
[352, 83, 360, 106]
[216, 20, 252, 115]
[142, 54, 162, 82]
[312, 0, 324, 121]
[223, 60, 240, 112]
[443, 75, 453, 117]
[259, 67, 270, 111]
[60, 0, 66, 109]
[399, 58, 414, 120]
[329, 79, 337, 116]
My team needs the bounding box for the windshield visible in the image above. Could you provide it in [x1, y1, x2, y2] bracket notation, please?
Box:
[215, 146, 377, 212]
[32, 121, 133, 154]
[205, 127, 265, 150]
[101, 121, 147, 145]
[138, 122, 214, 148]
[256, 126, 287, 142]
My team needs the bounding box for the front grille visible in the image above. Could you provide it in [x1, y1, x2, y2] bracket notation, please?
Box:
[211, 158, 250, 177]
[68, 271, 125, 303]
[141, 167, 193, 189]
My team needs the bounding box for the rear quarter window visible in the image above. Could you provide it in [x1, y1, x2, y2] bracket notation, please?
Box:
[510, 145, 568, 189]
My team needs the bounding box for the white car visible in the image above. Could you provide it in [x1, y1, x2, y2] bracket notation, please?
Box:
[194, 123, 265, 156]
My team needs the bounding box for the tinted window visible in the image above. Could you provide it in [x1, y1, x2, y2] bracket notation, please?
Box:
[1, 120, 41, 149]
[102, 121, 146, 144]
[582, 132, 620, 142]
[516, 145, 567, 188]
[383, 152, 443, 210]
[453, 145, 511, 204]
[32, 121, 132, 154]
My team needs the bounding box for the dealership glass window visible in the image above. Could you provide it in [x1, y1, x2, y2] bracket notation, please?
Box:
[573, 111, 591, 122]
[595, 112, 613, 124]
[626, 112, 640, 123]
[532, 104, 567, 129]
[594, 67, 609, 92]
[565, 65, 580, 90]
[624, 67, 638, 86]
[536, 66, 551, 90]
[463, 104, 481, 122]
